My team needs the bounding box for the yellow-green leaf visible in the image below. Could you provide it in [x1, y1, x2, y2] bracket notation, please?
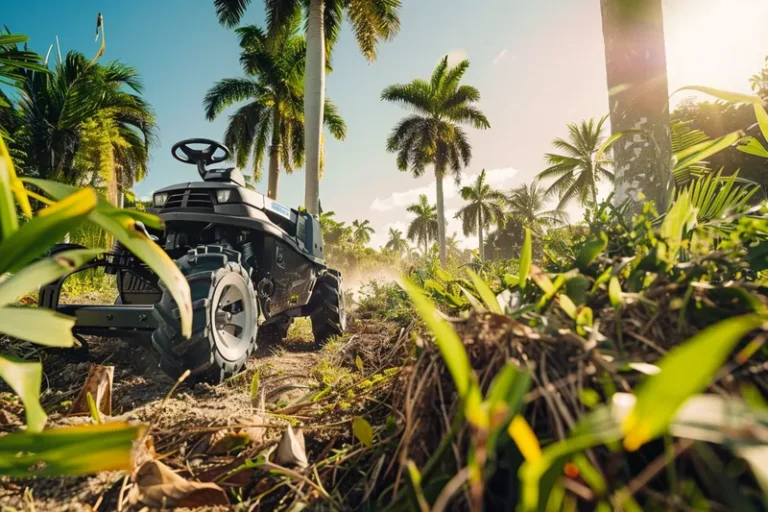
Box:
[576, 307, 594, 336]
[0, 188, 98, 274]
[0, 307, 75, 347]
[608, 277, 622, 309]
[735, 136, 768, 158]
[674, 86, 765, 106]
[509, 415, 541, 463]
[466, 268, 502, 314]
[86, 392, 102, 424]
[355, 354, 364, 373]
[0, 249, 102, 307]
[558, 295, 577, 320]
[673, 131, 744, 172]
[0, 422, 143, 477]
[0, 356, 46, 432]
[519, 228, 532, 290]
[754, 103, 768, 147]
[0, 134, 19, 238]
[250, 371, 260, 399]
[352, 416, 373, 447]
[623, 314, 765, 451]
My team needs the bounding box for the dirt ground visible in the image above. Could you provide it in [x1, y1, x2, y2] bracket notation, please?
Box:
[0, 316, 383, 512]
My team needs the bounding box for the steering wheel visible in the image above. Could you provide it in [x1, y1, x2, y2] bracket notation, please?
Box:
[171, 138, 232, 166]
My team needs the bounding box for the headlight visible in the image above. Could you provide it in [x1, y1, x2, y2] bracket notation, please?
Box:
[153, 193, 168, 207]
[216, 189, 232, 203]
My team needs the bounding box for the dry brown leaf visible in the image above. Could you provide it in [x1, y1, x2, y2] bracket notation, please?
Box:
[69, 364, 114, 417]
[275, 425, 308, 468]
[240, 414, 269, 444]
[0, 409, 21, 427]
[131, 436, 156, 470]
[128, 460, 229, 508]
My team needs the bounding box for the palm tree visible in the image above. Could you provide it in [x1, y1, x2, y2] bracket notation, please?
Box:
[445, 232, 463, 262]
[536, 116, 613, 209]
[204, 23, 346, 200]
[507, 182, 567, 234]
[352, 219, 374, 245]
[15, 52, 156, 206]
[406, 194, 439, 256]
[213, 0, 401, 215]
[454, 169, 506, 262]
[385, 228, 408, 254]
[0, 32, 46, 108]
[382, 57, 490, 264]
[600, 0, 672, 212]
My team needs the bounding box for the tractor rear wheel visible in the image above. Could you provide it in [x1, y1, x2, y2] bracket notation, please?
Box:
[152, 245, 258, 383]
[310, 270, 346, 346]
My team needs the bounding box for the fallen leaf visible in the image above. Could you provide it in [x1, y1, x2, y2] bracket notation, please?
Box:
[208, 430, 250, 455]
[69, 365, 113, 417]
[353, 417, 374, 447]
[129, 460, 229, 508]
[275, 425, 308, 468]
[240, 414, 269, 445]
[0, 409, 21, 427]
[131, 436, 156, 470]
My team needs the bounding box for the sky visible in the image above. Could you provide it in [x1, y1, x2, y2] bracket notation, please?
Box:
[5, 0, 768, 250]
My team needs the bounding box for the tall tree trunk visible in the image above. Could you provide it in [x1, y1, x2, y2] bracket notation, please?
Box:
[304, 0, 325, 215]
[435, 172, 447, 265]
[268, 107, 281, 200]
[477, 208, 484, 262]
[600, 0, 672, 213]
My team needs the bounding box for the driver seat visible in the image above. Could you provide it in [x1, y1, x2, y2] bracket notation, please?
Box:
[202, 167, 246, 187]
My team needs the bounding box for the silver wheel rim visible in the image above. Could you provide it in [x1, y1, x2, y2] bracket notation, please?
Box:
[339, 287, 347, 331]
[210, 273, 255, 361]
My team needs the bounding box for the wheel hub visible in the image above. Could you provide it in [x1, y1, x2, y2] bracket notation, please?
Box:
[210, 272, 256, 361]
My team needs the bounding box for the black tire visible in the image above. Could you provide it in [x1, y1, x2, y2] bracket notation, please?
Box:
[310, 270, 346, 346]
[152, 245, 258, 383]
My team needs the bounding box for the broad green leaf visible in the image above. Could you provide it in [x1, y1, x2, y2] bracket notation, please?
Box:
[674, 86, 765, 106]
[503, 273, 520, 288]
[0, 307, 75, 347]
[352, 416, 373, 447]
[0, 188, 97, 274]
[608, 277, 622, 308]
[24, 179, 191, 338]
[0, 422, 142, 477]
[402, 279, 474, 398]
[735, 136, 768, 158]
[519, 228, 532, 290]
[623, 314, 765, 451]
[755, 103, 768, 144]
[0, 356, 46, 432]
[575, 233, 608, 268]
[466, 268, 502, 314]
[673, 131, 744, 172]
[0, 249, 102, 306]
[661, 190, 696, 258]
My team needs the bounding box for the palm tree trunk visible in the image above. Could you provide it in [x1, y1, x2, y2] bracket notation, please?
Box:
[303, 0, 326, 215]
[435, 172, 447, 265]
[478, 208, 484, 262]
[600, 0, 672, 214]
[268, 107, 281, 200]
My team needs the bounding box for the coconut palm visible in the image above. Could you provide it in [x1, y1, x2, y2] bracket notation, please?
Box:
[15, 52, 156, 205]
[385, 228, 408, 254]
[454, 169, 506, 262]
[507, 182, 567, 234]
[0, 32, 46, 107]
[204, 23, 346, 200]
[382, 57, 490, 264]
[213, 0, 401, 215]
[406, 194, 439, 256]
[352, 219, 374, 245]
[445, 232, 463, 262]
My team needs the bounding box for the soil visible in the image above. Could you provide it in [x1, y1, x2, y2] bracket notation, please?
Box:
[0, 321, 352, 512]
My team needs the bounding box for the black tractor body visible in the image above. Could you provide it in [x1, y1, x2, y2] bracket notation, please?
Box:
[39, 139, 346, 382]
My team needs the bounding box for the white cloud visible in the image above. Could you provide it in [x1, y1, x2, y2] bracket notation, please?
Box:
[443, 49, 469, 67]
[370, 167, 519, 212]
[492, 48, 508, 65]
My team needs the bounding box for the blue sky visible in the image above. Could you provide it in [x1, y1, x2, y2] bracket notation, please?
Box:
[5, 0, 768, 249]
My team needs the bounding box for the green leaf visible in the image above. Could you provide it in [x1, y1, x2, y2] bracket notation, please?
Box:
[519, 228, 532, 290]
[250, 371, 260, 399]
[661, 190, 696, 257]
[576, 233, 608, 268]
[352, 416, 373, 447]
[674, 86, 765, 106]
[735, 136, 768, 158]
[754, 102, 768, 145]
[0, 134, 18, 238]
[503, 274, 520, 288]
[485, 363, 530, 415]
[608, 277, 622, 309]
[558, 295, 577, 320]
[623, 314, 765, 451]
[0, 188, 98, 274]
[0, 307, 76, 347]
[86, 392, 102, 424]
[673, 131, 745, 172]
[576, 307, 593, 336]
[402, 279, 474, 398]
[24, 179, 191, 338]
[594, 129, 645, 163]
[0, 422, 143, 477]
[466, 268, 502, 314]
[405, 460, 429, 512]
[458, 284, 486, 311]
[0, 249, 102, 307]
[355, 354, 364, 373]
[0, 356, 47, 432]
